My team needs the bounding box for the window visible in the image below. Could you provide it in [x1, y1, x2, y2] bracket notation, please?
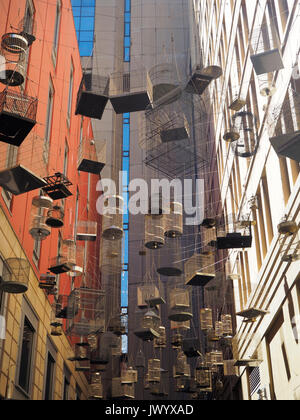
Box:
[52, 0, 61, 64]
[15, 300, 38, 400]
[43, 338, 57, 400]
[63, 141, 69, 177]
[22, 0, 35, 88]
[72, 0, 95, 57]
[63, 365, 71, 400]
[45, 79, 54, 145]
[67, 62, 74, 125]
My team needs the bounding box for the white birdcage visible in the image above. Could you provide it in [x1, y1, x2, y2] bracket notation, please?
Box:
[29, 195, 53, 241]
[109, 66, 153, 114]
[185, 253, 216, 287]
[101, 195, 124, 240]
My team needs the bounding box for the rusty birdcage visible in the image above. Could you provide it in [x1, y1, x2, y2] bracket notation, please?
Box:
[109, 66, 153, 114]
[185, 253, 216, 287]
[75, 71, 109, 120]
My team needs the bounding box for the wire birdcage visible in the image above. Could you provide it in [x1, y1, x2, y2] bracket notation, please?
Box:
[148, 359, 161, 383]
[134, 308, 161, 342]
[109, 66, 153, 114]
[148, 62, 182, 105]
[145, 214, 166, 250]
[66, 288, 106, 337]
[185, 64, 223, 96]
[170, 320, 190, 349]
[168, 285, 193, 323]
[149, 369, 169, 397]
[200, 308, 213, 331]
[45, 203, 64, 229]
[76, 220, 98, 242]
[75, 71, 109, 120]
[157, 238, 183, 277]
[0, 46, 26, 87]
[29, 195, 53, 241]
[154, 326, 167, 349]
[0, 257, 30, 294]
[216, 218, 252, 250]
[77, 137, 105, 174]
[164, 202, 183, 238]
[100, 237, 123, 275]
[185, 253, 216, 287]
[89, 372, 103, 399]
[121, 367, 138, 385]
[137, 279, 165, 308]
[112, 378, 135, 400]
[101, 195, 124, 240]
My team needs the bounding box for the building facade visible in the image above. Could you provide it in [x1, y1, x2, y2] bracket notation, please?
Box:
[0, 0, 102, 400]
[195, 0, 300, 400]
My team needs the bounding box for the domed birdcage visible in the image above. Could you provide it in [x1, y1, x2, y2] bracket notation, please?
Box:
[101, 195, 124, 241]
[200, 308, 213, 332]
[144, 214, 166, 250]
[185, 253, 216, 287]
[0, 257, 30, 294]
[29, 195, 53, 241]
[168, 286, 193, 323]
[164, 202, 183, 238]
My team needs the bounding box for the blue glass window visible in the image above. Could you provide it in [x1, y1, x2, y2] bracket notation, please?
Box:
[80, 17, 94, 31]
[82, 0, 95, 6]
[79, 31, 94, 42]
[125, 0, 131, 12]
[71, 0, 81, 6]
[79, 42, 93, 56]
[124, 47, 130, 62]
[124, 22, 130, 37]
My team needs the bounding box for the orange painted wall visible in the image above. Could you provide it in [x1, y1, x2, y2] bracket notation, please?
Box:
[0, 0, 101, 298]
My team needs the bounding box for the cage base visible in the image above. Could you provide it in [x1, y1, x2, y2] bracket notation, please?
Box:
[250, 48, 284, 75]
[110, 91, 152, 114]
[0, 281, 28, 294]
[0, 165, 47, 195]
[78, 158, 105, 174]
[0, 110, 36, 146]
[185, 272, 215, 287]
[75, 91, 109, 120]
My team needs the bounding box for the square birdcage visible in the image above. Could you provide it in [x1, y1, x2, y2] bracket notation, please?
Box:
[39, 273, 56, 291]
[133, 308, 161, 342]
[109, 67, 153, 114]
[168, 287, 193, 323]
[217, 220, 252, 250]
[42, 172, 72, 201]
[66, 288, 106, 337]
[89, 332, 116, 366]
[185, 253, 216, 287]
[137, 284, 165, 308]
[185, 65, 223, 95]
[112, 378, 135, 400]
[75, 71, 109, 120]
[76, 220, 98, 242]
[0, 89, 37, 146]
[77, 137, 105, 174]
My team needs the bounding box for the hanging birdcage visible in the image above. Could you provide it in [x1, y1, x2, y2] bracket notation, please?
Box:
[109, 66, 153, 114]
[39, 273, 56, 292]
[185, 65, 223, 95]
[1, 32, 29, 55]
[207, 327, 220, 343]
[148, 62, 181, 105]
[216, 219, 252, 250]
[168, 287, 193, 322]
[100, 238, 123, 275]
[107, 313, 127, 336]
[0, 133, 48, 196]
[210, 350, 224, 366]
[76, 71, 109, 120]
[250, 22, 284, 75]
[48, 239, 75, 274]
[150, 369, 169, 397]
[157, 238, 183, 277]
[145, 214, 166, 250]
[136, 349, 146, 368]
[42, 172, 73, 201]
[121, 367, 138, 385]
[154, 326, 167, 349]
[76, 220, 97, 242]
[185, 253, 216, 287]
[54, 294, 72, 320]
[50, 302, 63, 337]
[183, 338, 202, 358]
[112, 378, 135, 400]
[230, 111, 258, 158]
[134, 308, 161, 342]
[195, 358, 212, 389]
[29, 195, 53, 241]
[148, 359, 161, 383]
[173, 351, 188, 378]
[45, 204, 64, 229]
[0, 257, 29, 294]
[221, 315, 233, 337]
[278, 215, 299, 237]
[66, 288, 106, 337]
[101, 195, 124, 240]
[223, 360, 239, 377]
[111, 335, 122, 357]
[214, 321, 224, 339]
[68, 342, 90, 362]
[137, 283, 165, 308]
[0, 47, 26, 87]
[90, 332, 116, 366]
[89, 372, 103, 400]
[0, 88, 37, 147]
[164, 202, 183, 238]
[200, 308, 213, 331]
[170, 320, 190, 349]
[77, 137, 105, 174]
